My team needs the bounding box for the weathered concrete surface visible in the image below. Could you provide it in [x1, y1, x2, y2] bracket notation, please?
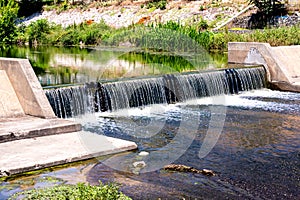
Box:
[228, 42, 300, 92]
[0, 70, 24, 117]
[0, 57, 55, 118]
[0, 131, 138, 177]
[0, 116, 81, 143]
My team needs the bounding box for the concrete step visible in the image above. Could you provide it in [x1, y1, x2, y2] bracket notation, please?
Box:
[0, 116, 81, 143]
[0, 131, 137, 177]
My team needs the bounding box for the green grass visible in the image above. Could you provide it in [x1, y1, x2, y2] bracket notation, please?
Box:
[15, 19, 300, 53]
[9, 182, 131, 200]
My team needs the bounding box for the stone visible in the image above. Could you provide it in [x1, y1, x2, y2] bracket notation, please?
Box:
[133, 161, 146, 168]
[138, 151, 149, 156]
[163, 164, 216, 176]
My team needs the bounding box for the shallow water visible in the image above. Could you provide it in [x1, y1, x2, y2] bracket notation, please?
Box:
[1, 89, 299, 199]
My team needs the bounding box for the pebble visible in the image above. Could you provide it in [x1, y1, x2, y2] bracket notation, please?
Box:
[133, 161, 146, 168]
[138, 151, 149, 156]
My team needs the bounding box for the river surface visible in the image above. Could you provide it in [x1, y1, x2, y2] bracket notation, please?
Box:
[0, 46, 299, 199]
[0, 45, 227, 87]
[1, 89, 299, 200]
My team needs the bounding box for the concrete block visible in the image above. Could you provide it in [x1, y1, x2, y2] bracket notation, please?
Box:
[0, 70, 24, 117]
[228, 42, 300, 92]
[0, 131, 138, 177]
[0, 116, 82, 143]
[0, 57, 56, 118]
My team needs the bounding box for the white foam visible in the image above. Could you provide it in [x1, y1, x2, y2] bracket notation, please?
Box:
[178, 89, 300, 113]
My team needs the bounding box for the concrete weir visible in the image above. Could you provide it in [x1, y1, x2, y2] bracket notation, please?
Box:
[228, 42, 300, 92]
[0, 57, 137, 177]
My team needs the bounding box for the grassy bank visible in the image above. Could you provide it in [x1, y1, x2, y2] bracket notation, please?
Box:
[15, 19, 300, 52]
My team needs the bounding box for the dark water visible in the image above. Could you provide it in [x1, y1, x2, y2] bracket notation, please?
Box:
[1, 89, 299, 200]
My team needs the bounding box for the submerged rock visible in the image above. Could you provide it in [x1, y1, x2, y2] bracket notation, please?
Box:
[163, 164, 215, 176]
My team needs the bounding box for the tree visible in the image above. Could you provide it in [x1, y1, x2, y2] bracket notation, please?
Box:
[18, 0, 43, 17]
[248, 0, 287, 28]
[27, 19, 51, 46]
[0, 0, 19, 44]
[249, 0, 286, 17]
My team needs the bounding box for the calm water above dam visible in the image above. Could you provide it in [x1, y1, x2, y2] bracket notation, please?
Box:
[0, 45, 227, 87]
[0, 46, 299, 199]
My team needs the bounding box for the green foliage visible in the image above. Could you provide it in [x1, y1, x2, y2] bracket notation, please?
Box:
[0, 0, 19, 44]
[57, 0, 70, 14]
[19, 19, 112, 46]
[26, 19, 52, 45]
[18, 0, 43, 17]
[12, 18, 300, 53]
[103, 20, 300, 52]
[248, 0, 287, 28]
[249, 0, 285, 16]
[197, 18, 208, 30]
[9, 182, 131, 200]
[146, 0, 167, 10]
[55, 20, 110, 46]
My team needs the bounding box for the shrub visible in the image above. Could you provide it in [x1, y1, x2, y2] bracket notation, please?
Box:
[18, 0, 43, 17]
[248, 0, 287, 28]
[146, 0, 167, 10]
[26, 19, 51, 45]
[0, 0, 19, 44]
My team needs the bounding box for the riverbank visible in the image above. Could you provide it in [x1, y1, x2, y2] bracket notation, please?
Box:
[20, 0, 247, 29]
[12, 0, 300, 52]
[19, 0, 300, 30]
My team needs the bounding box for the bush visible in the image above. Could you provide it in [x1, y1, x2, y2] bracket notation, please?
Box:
[18, 0, 43, 17]
[248, 0, 287, 28]
[0, 0, 19, 44]
[146, 0, 167, 10]
[26, 19, 51, 45]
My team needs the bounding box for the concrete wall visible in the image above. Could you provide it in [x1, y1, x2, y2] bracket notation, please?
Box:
[0, 70, 25, 117]
[0, 58, 56, 118]
[228, 42, 300, 92]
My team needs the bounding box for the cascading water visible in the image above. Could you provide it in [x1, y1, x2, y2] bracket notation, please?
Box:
[45, 67, 266, 118]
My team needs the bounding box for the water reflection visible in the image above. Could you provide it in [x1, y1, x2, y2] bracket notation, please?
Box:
[0, 46, 227, 87]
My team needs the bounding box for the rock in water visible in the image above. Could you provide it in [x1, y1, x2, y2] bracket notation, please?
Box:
[138, 151, 149, 156]
[163, 164, 215, 176]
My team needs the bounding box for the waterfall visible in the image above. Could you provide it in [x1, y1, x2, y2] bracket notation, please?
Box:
[45, 67, 266, 118]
